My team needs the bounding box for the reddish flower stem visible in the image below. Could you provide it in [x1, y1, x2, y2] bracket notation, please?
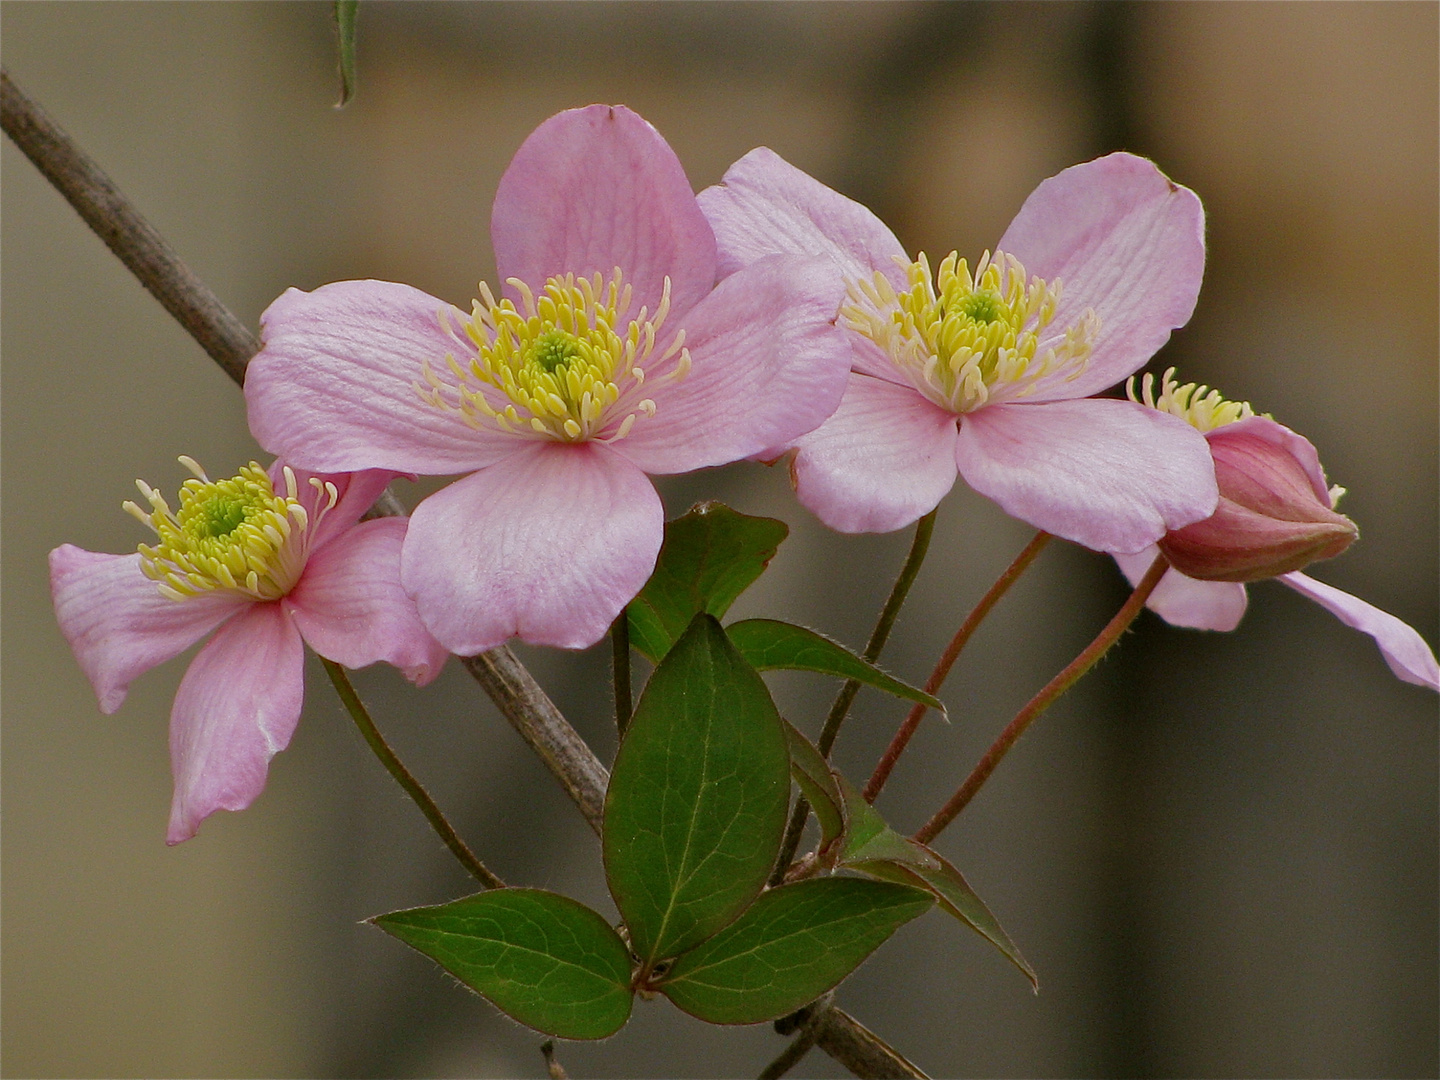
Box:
[912, 552, 1168, 845]
[863, 530, 1050, 803]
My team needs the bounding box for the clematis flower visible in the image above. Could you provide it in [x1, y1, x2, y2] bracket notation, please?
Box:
[245, 105, 851, 654]
[696, 148, 1219, 552]
[1113, 371, 1438, 690]
[50, 459, 450, 843]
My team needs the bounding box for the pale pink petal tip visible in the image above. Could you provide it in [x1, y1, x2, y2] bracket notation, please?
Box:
[1280, 573, 1440, 691]
[246, 279, 515, 476]
[997, 151, 1206, 402]
[50, 545, 245, 713]
[401, 442, 664, 654]
[697, 146, 908, 285]
[166, 603, 306, 843]
[790, 374, 959, 534]
[492, 104, 717, 323]
[287, 517, 450, 684]
[955, 399, 1218, 554]
[1114, 548, 1248, 632]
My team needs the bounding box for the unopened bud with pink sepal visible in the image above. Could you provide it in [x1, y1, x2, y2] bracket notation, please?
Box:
[1157, 416, 1357, 582]
[1113, 369, 1436, 690]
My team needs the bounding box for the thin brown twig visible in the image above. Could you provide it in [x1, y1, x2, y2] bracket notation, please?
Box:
[1, 68, 256, 383]
[913, 552, 1169, 844]
[864, 530, 1051, 802]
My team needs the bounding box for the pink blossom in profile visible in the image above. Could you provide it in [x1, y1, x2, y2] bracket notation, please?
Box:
[1114, 371, 1438, 691]
[245, 106, 852, 655]
[50, 459, 450, 843]
[696, 148, 1219, 554]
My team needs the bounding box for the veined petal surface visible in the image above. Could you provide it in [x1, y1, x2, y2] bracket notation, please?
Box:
[955, 398, 1218, 553]
[1280, 572, 1440, 690]
[246, 280, 515, 474]
[1114, 547, 1249, 631]
[401, 442, 664, 653]
[167, 601, 305, 843]
[790, 374, 959, 534]
[996, 152, 1205, 402]
[614, 255, 850, 475]
[287, 518, 449, 685]
[698, 146, 909, 288]
[50, 546, 247, 713]
[492, 104, 716, 324]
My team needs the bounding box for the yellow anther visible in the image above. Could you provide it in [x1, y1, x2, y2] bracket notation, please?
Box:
[1128, 367, 1263, 433]
[125, 459, 337, 602]
[417, 269, 690, 444]
[843, 250, 1098, 414]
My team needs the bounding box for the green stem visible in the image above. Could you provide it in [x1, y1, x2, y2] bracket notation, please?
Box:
[322, 658, 504, 889]
[770, 510, 936, 885]
[612, 611, 633, 739]
[863, 531, 1050, 802]
[912, 553, 1168, 844]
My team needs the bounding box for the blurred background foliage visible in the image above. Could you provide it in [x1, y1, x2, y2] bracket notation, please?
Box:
[2, 3, 1435, 1077]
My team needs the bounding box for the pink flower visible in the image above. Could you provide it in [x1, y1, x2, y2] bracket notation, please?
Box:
[1114, 372, 1438, 691]
[245, 106, 851, 654]
[50, 460, 450, 843]
[696, 149, 1219, 552]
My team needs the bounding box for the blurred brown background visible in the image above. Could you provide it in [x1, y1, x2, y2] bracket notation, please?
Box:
[3, 3, 1435, 1077]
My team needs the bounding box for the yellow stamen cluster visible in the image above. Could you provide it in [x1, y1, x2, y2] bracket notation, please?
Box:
[124, 457, 336, 602]
[843, 250, 1099, 414]
[1128, 367, 1262, 433]
[417, 269, 690, 443]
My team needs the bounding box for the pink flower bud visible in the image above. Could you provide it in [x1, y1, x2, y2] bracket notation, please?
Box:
[1157, 417, 1357, 582]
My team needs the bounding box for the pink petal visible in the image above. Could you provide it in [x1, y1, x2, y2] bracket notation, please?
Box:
[166, 601, 305, 843]
[1279, 573, 1440, 691]
[1205, 416, 1333, 506]
[996, 153, 1205, 401]
[492, 105, 717, 324]
[49, 546, 247, 714]
[697, 147, 909, 288]
[789, 373, 959, 534]
[286, 517, 449, 685]
[267, 462, 400, 552]
[614, 255, 851, 475]
[954, 398, 1219, 553]
[401, 442, 664, 653]
[246, 280, 517, 474]
[1114, 547, 1249, 631]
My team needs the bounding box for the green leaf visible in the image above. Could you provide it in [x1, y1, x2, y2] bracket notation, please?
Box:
[727, 619, 946, 716]
[604, 613, 791, 968]
[782, 719, 844, 850]
[333, 0, 358, 107]
[835, 777, 1036, 987]
[627, 503, 788, 661]
[854, 849, 1038, 989]
[372, 889, 634, 1039]
[658, 878, 932, 1024]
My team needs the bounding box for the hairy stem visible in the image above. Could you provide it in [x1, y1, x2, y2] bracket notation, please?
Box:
[612, 611, 633, 739]
[770, 510, 936, 885]
[775, 999, 929, 1079]
[322, 658, 504, 889]
[913, 553, 1168, 844]
[864, 531, 1050, 802]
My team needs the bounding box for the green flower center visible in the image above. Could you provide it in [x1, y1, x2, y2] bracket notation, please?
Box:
[956, 289, 1005, 324]
[528, 328, 584, 374]
[191, 495, 250, 539]
[124, 458, 336, 602]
